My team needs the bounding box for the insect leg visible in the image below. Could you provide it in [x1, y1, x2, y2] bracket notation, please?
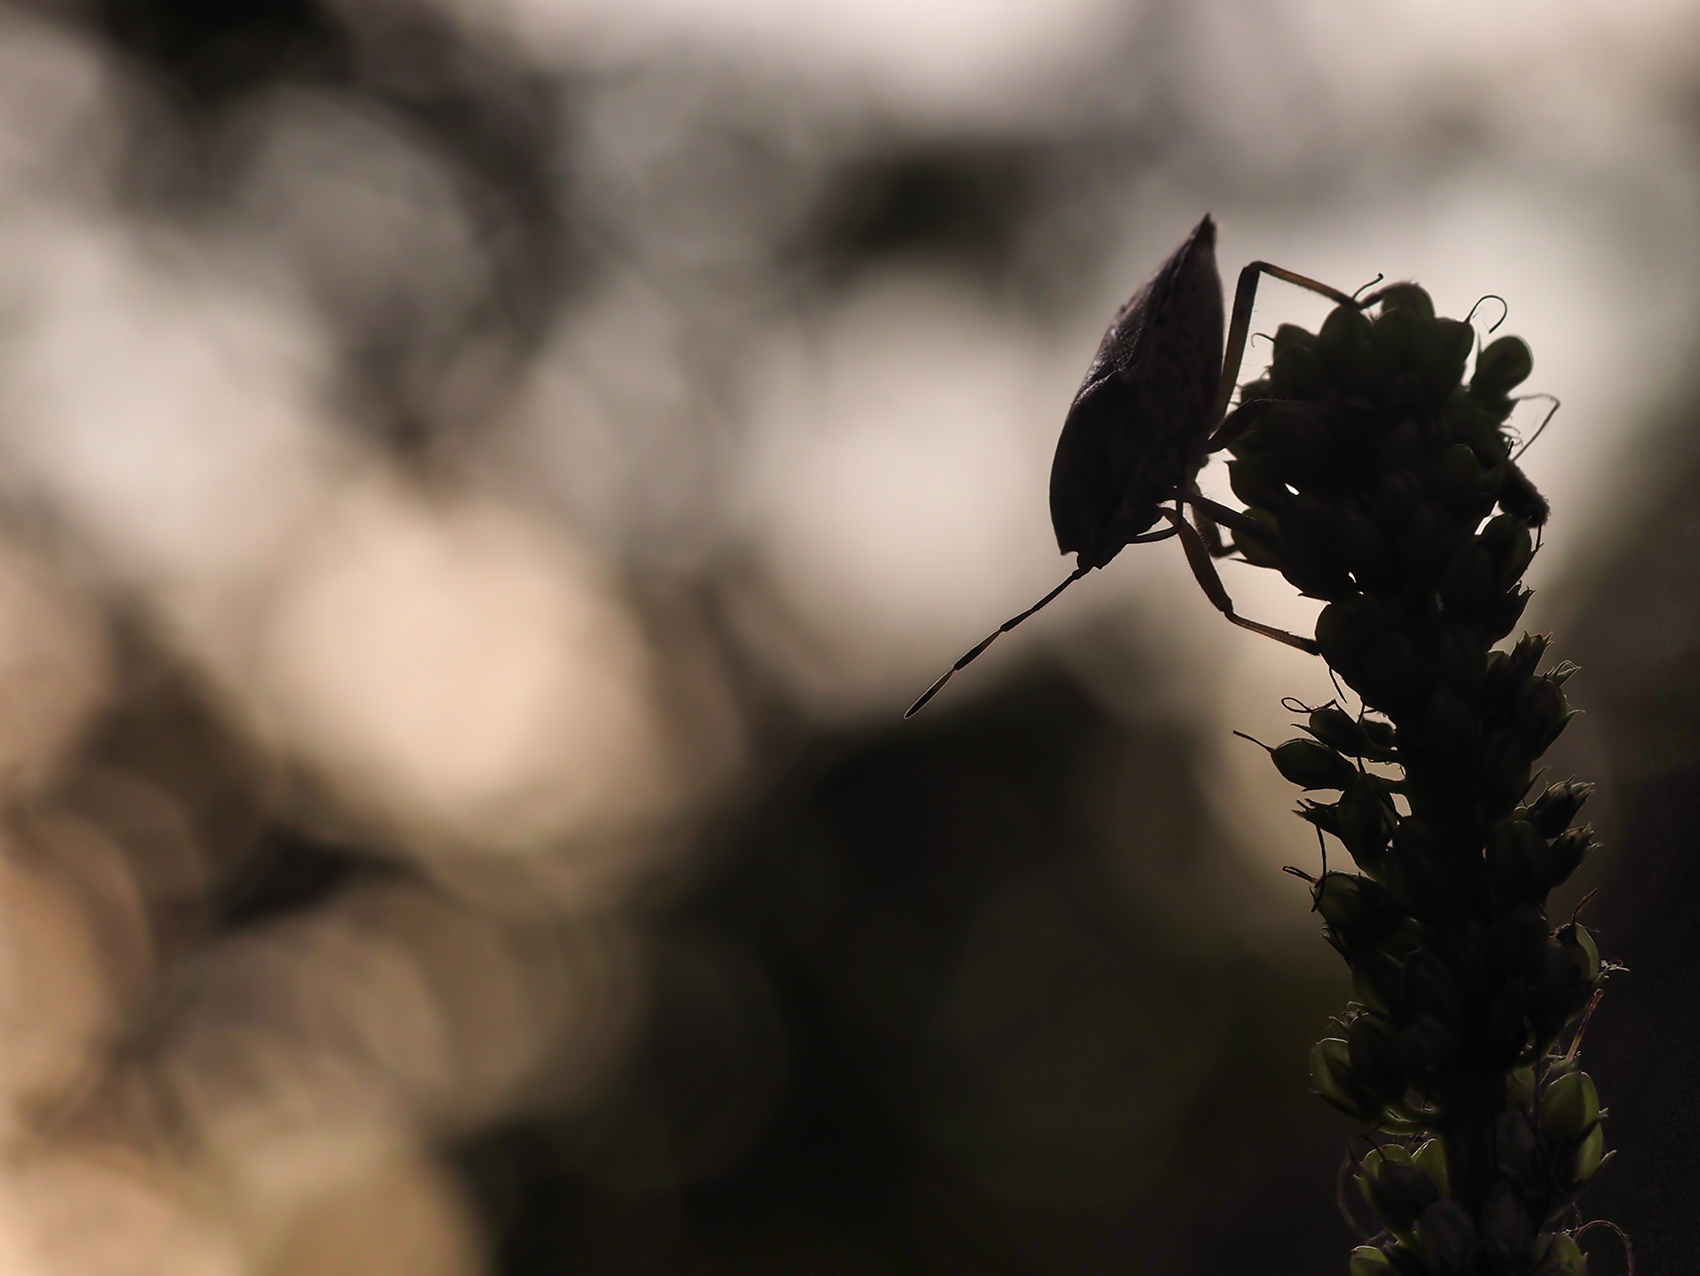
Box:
[1204, 396, 1334, 454]
[1163, 509, 1320, 654]
[1174, 490, 1267, 540]
[1191, 501, 1229, 558]
[1181, 482, 1236, 560]
[905, 566, 1090, 717]
[1211, 262, 1365, 429]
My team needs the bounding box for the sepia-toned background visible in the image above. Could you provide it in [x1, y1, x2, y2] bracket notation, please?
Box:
[0, 0, 1691, 1271]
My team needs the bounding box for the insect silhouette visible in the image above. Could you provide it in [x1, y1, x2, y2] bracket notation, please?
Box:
[906, 214, 1384, 718]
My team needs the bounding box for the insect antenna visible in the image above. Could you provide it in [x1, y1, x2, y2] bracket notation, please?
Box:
[904, 566, 1089, 717]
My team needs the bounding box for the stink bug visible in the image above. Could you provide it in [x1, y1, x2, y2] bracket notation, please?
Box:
[908, 214, 1380, 717]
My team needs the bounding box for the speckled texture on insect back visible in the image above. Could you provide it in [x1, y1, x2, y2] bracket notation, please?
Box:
[1049, 214, 1223, 571]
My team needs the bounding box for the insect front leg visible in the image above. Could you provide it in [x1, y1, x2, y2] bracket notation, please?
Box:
[1210, 261, 1371, 431]
[1162, 509, 1320, 654]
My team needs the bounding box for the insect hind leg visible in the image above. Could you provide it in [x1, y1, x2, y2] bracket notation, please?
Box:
[904, 566, 1091, 717]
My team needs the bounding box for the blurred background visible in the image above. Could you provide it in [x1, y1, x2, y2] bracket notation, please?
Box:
[0, 0, 1691, 1272]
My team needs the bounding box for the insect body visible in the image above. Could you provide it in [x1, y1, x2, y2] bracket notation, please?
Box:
[1050, 213, 1226, 572]
[907, 215, 1380, 718]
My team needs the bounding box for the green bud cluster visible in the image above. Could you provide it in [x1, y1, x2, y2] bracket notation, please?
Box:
[1229, 287, 1612, 1274]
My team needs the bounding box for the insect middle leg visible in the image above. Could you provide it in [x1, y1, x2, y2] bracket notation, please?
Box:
[1162, 508, 1319, 654]
[1184, 483, 1233, 559]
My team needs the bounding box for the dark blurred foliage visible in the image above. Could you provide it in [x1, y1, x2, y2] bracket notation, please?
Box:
[95, 0, 352, 105]
[78, 0, 577, 448]
[794, 135, 1140, 315]
[1567, 422, 1700, 809]
[1579, 765, 1700, 1276]
[1557, 426, 1700, 1273]
[68, 624, 389, 936]
[457, 666, 1358, 1275]
[807, 142, 1046, 281]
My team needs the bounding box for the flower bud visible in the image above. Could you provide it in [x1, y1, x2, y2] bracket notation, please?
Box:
[1231, 510, 1284, 568]
[1480, 1184, 1533, 1264]
[1487, 820, 1547, 903]
[1419, 319, 1475, 396]
[1498, 906, 1550, 980]
[1375, 469, 1424, 528]
[1269, 325, 1326, 399]
[1316, 603, 1378, 679]
[1283, 490, 1338, 542]
[1321, 304, 1379, 387]
[1337, 502, 1386, 571]
[1309, 706, 1370, 757]
[1424, 684, 1481, 758]
[1504, 631, 1551, 682]
[1361, 716, 1397, 755]
[1477, 509, 1525, 565]
[1381, 818, 1449, 915]
[1311, 1037, 1381, 1120]
[1431, 623, 1486, 693]
[1537, 941, 1590, 1030]
[1471, 335, 1533, 400]
[1491, 521, 1534, 586]
[1281, 549, 1357, 602]
[1315, 871, 1398, 942]
[1396, 1014, 1458, 1082]
[1573, 1124, 1606, 1185]
[1272, 738, 1358, 790]
[1425, 443, 1488, 506]
[1228, 456, 1288, 513]
[1259, 410, 1338, 488]
[1410, 1138, 1448, 1196]
[1496, 1105, 1546, 1197]
[1378, 283, 1437, 322]
[1557, 921, 1601, 983]
[1350, 1246, 1393, 1276]
[1528, 781, 1593, 838]
[1399, 503, 1455, 572]
[1339, 776, 1398, 871]
[1517, 677, 1571, 753]
[1545, 825, 1596, 889]
[1360, 1146, 1439, 1230]
[1363, 633, 1428, 712]
[1507, 1062, 1537, 1106]
[1479, 728, 1532, 811]
[1540, 1070, 1600, 1139]
[1482, 587, 1532, 644]
[1403, 950, 1460, 1023]
[1353, 950, 1409, 1020]
[1349, 1011, 1405, 1100]
[1299, 798, 1341, 841]
[1378, 419, 1427, 473]
[1415, 1199, 1477, 1273]
[1541, 1233, 1586, 1276]
[1438, 543, 1496, 618]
